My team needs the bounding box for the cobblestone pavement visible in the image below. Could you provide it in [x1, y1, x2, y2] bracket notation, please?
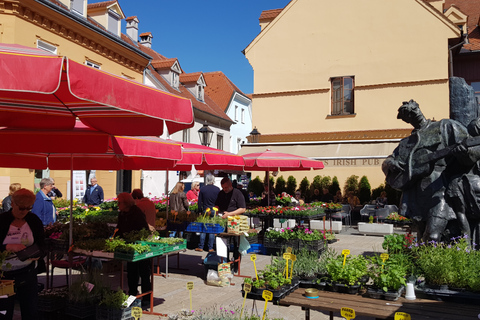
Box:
[27, 226, 401, 320]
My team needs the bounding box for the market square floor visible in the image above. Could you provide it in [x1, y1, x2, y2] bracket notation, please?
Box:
[24, 226, 397, 320]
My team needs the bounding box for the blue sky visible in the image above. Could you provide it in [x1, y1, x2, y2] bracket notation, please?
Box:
[113, 0, 292, 94]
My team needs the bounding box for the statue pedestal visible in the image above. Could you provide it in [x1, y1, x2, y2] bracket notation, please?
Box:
[357, 222, 393, 236]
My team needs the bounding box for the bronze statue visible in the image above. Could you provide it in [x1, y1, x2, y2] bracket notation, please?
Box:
[382, 99, 471, 242]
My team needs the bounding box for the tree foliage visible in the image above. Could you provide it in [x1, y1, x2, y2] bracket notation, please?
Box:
[247, 176, 264, 197]
[358, 175, 372, 204]
[286, 176, 297, 196]
[275, 176, 287, 195]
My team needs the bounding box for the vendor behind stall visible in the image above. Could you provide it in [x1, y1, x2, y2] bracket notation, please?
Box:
[116, 193, 151, 305]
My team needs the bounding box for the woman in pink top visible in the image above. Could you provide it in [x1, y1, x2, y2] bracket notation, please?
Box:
[186, 182, 200, 201]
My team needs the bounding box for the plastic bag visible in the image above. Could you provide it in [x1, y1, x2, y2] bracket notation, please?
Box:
[238, 235, 251, 256]
[206, 269, 223, 287]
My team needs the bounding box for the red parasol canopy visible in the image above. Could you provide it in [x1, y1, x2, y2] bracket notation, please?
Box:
[169, 140, 245, 171]
[0, 43, 194, 136]
[242, 149, 324, 172]
[0, 122, 182, 170]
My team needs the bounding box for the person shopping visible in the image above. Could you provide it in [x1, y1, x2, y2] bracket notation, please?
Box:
[1, 183, 21, 213]
[0, 188, 46, 320]
[196, 174, 220, 252]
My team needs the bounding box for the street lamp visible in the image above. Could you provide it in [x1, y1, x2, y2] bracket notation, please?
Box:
[249, 127, 261, 143]
[198, 122, 214, 146]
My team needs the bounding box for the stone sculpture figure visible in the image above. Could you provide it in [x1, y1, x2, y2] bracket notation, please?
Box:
[382, 99, 471, 242]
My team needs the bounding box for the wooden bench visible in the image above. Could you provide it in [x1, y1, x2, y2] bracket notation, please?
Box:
[279, 288, 480, 320]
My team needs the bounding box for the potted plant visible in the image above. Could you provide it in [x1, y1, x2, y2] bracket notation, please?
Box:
[96, 288, 141, 320]
[326, 253, 368, 294]
[65, 271, 107, 319]
[411, 235, 480, 303]
[367, 253, 410, 300]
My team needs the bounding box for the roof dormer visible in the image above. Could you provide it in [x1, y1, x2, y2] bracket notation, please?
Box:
[139, 32, 153, 48]
[87, 1, 125, 37]
[444, 5, 468, 35]
[152, 58, 182, 89]
[180, 72, 206, 102]
[71, 0, 86, 17]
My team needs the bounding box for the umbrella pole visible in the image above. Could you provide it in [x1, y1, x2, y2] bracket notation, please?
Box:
[266, 171, 270, 207]
[165, 170, 169, 220]
[68, 154, 73, 287]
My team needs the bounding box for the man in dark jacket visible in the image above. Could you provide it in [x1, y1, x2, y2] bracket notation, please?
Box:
[83, 177, 104, 205]
[116, 192, 150, 305]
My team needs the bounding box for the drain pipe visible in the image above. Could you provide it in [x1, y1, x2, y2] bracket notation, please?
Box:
[449, 40, 465, 77]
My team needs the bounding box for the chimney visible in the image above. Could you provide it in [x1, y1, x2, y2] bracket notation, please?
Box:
[126, 16, 139, 42]
[139, 32, 153, 48]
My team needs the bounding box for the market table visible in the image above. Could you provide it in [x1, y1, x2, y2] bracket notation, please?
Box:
[217, 232, 250, 278]
[279, 288, 480, 320]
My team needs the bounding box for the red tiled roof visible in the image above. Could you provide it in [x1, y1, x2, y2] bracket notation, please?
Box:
[139, 32, 152, 37]
[125, 16, 138, 21]
[145, 66, 232, 123]
[204, 71, 248, 112]
[87, 0, 116, 10]
[259, 8, 283, 22]
[180, 72, 202, 84]
[442, 0, 480, 51]
[151, 59, 177, 70]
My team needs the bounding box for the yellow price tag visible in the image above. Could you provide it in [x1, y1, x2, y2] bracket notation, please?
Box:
[342, 249, 350, 266]
[261, 290, 273, 320]
[262, 290, 273, 301]
[394, 312, 411, 320]
[131, 307, 142, 320]
[341, 307, 356, 320]
[380, 253, 389, 261]
[187, 281, 194, 311]
[186, 281, 194, 290]
[286, 247, 293, 253]
[283, 253, 291, 260]
[251, 254, 258, 280]
[241, 283, 252, 319]
[290, 254, 296, 279]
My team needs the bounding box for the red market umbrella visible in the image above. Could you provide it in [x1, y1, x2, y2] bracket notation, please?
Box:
[242, 149, 324, 206]
[0, 43, 194, 136]
[169, 140, 245, 171]
[242, 149, 324, 171]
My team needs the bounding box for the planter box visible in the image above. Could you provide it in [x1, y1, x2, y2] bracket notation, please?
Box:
[415, 285, 480, 305]
[96, 299, 141, 320]
[163, 239, 187, 253]
[64, 302, 97, 319]
[300, 239, 326, 252]
[246, 243, 267, 254]
[310, 220, 342, 233]
[357, 222, 393, 236]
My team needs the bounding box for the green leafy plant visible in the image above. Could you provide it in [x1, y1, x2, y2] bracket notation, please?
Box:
[99, 288, 129, 309]
[358, 175, 371, 204]
[368, 254, 409, 292]
[382, 233, 407, 254]
[326, 254, 367, 286]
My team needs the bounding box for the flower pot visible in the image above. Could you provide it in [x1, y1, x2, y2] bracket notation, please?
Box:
[333, 282, 361, 294]
[0, 280, 14, 297]
[383, 286, 404, 301]
[367, 287, 384, 299]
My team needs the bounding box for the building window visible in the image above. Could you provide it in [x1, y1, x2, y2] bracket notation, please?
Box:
[197, 85, 204, 101]
[237, 138, 242, 152]
[182, 128, 190, 143]
[71, 0, 84, 15]
[331, 76, 354, 115]
[172, 72, 179, 89]
[37, 40, 57, 54]
[471, 82, 480, 106]
[217, 134, 223, 150]
[85, 60, 100, 69]
[241, 109, 245, 123]
[235, 106, 238, 122]
[108, 9, 120, 35]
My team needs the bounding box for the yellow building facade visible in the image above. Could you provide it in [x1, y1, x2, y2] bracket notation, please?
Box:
[242, 0, 462, 189]
[0, 0, 146, 200]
